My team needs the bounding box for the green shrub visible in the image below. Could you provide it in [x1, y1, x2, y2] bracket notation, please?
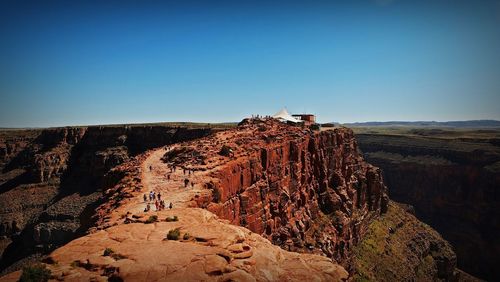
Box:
[19, 264, 51, 282]
[166, 215, 179, 222]
[167, 228, 181, 240]
[145, 215, 158, 224]
[219, 145, 232, 157]
[183, 233, 190, 240]
[103, 248, 115, 256]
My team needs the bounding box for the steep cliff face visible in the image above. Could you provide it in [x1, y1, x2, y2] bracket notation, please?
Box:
[353, 201, 475, 281]
[203, 120, 388, 267]
[0, 125, 212, 274]
[356, 133, 500, 281]
[1, 121, 472, 281]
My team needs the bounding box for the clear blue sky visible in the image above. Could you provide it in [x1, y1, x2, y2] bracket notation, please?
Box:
[1, 0, 499, 127]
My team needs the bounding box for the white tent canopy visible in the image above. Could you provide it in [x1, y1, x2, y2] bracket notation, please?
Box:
[272, 108, 301, 123]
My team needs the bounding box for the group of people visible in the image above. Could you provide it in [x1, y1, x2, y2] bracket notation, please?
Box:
[166, 165, 196, 189]
[143, 191, 172, 212]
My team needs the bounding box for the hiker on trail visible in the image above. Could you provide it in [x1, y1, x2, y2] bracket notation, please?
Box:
[150, 165, 152, 171]
[149, 191, 153, 201]
[155, 200, 159, 211]
[169, 202, 173, 209]
[152, 192, 156, 201]
[183, 169, 186, 175]
[160, 200, 165, 210]
[188, 169, 191, 175]
[184, 178, 189, 188]
[143, 194, 147, 202]
[158, 192, 161, 201]
[167, 174, 171, 180]
[191, 182, 194, 188]
[145, 203, 150, 212]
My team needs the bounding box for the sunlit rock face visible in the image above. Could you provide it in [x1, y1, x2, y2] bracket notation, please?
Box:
[0, 125, 212, 273]
[167, 119, 389, 267]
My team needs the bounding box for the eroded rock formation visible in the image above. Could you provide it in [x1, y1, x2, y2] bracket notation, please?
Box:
[356, 133, 500, 281]
[0, 125, 212, 274]
[196, 119, 389, 267]
[0, 120, 472, 281]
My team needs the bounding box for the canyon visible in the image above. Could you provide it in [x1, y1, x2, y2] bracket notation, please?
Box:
[355, 128, 500, 281]
[0, 120, 477, 281]
[0, 125, 213, 274]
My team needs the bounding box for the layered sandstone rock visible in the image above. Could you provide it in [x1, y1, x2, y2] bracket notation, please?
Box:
[356, 133, 500, 281]
[169, 119, 388, 267]
[29, 209, 348, 282]
[0, 125, 212, 274]
[1, 120, 471, 281]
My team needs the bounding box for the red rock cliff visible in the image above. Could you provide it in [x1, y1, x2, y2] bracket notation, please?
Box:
[356, 133, 500, 281]
[167, 119, 388, 266]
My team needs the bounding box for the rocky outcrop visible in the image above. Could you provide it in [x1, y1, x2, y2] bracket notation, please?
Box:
[0, 125, 213, 274]
[42, 209, 348, 281]
[198, 119, 388, 268]
[1, 209, 349, 282]
[356, 133, 500, 281]
[1, 120, 473, 280]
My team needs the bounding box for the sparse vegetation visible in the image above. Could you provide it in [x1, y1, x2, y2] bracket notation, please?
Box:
[19, 264, 51, 282]
[104, 247, 114, 256]
[166, 215, 179, 222]
[103, 248, 126, 260]
[183, 232, 190, 240]
[219, 145, 232, 157]
[352, 202, 454, 281]
[166, 228, 181, 240]
[145, 215, 158, 224]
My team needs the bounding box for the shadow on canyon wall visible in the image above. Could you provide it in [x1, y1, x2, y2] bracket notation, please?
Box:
[0, 125, 214, 274]
[354, 128, 500, 281]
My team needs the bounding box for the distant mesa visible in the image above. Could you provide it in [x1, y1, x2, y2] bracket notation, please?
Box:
[342, 120, 500, 128]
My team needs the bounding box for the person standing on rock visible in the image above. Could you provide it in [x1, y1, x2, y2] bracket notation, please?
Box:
[155, 200, 159, 211]
[184, 178, 189, 188]
[169, 202, 173, 209]
[143, 194, 147, 202]
[158, 192, 161, 201]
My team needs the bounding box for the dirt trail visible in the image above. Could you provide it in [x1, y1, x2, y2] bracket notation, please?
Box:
[113, 146, 211, 218]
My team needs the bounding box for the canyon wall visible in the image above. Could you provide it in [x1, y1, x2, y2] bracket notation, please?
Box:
[0, 125, 212, 274]
[206, 123, 389, 268]
[0, 121, 473, 281]
[356, 133, 500, 281]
